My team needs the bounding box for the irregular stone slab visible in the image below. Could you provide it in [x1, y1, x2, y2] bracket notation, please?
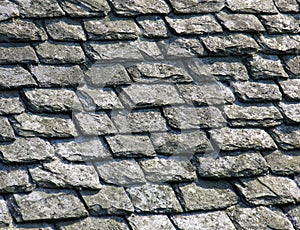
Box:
[270, 126, 300, 150]
[95, 159, 146, 186]
[126, 183, 182, 213]
[30, 65, 84, 87]
[45, 18, 86, 41]
[73, 112, 117, 136]
[274, 0, 299, 12]
[0, 196, 11, 227]
[0, 92, 24, 115]
[24, 88, 81, 113]
[0, 66, 36, 89]
[84, 18, 139, 40]
[210, 127, 277, 151]
[226, 0, 277, 13]
[128, 214, 175, 230]
[137, 16, 168, 38]
[227, 204, 294, 230]
[283, 56, 300, 77]
[176, 180, 238, 211]
[217, 12, 264, 32]
[234, 174, 300, 205]
[171, 211, 236, 230]
[105, 134, 155, 157]
[80, 186, 134, 215]
[0, 0, 19, 21]
[279, 102, 300, 124]
[0, 44, 38, 64]
[3, 223, 53, 230]
[168, 0, 224, 13]
[232, 82, 282, 102]
[110, 0, 170, 16]
[13, 113, 77, 138]
[53, 137, 111, 161]
[284, 205, 300, 230]
[10, 189, 88, 222]
[264, 150, 300, 175]
[201, 33, 259, 55]
[35, 42, 85, 64]
[260, 14, 300, 34]
[0, 138, 54, 164]
[280, 79, 300, 101]
[140, 156, 197, 183]
[59, 0, 110, 17]
[0, 117, 15, 142]
[224, 104, 282, 127]
[166, 15, 222, 35]
[197, 152, 269, 178]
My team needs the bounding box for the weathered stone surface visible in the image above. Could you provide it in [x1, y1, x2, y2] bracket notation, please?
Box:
[137, 16, 169, 38]
[284, 205, 300, 230]
[166, 15, 222, 35]
[0, 44, 38, 64]
[197, 152, 269, 178]
[224, 104, 282, 127]
[10, 189, 88, 222]
[13, 113, 77, 138]
[73, 112, 117, 136]
[227, 204, 294, 230]
[232, 82, 282, 102]
[279, 102, 300, 124]
[201, 33, 259, 55]
[226, 0, 277, 13]
[45, 18, 86, 41]
[217, 12, 264, 32]
[210, 127, 277, 151]
[126, 183, 182, 213]
[234, 174, 300, 205]
[95, 159, 146, 186]
[30, 65, 84, 87]
[280, 79, 300, 101]
[260, 14, 300, 34]
[274, 0, 299, 12]
[128, 214, 175, 230]
[0, 138, 54, 164]
[283, 55, 300, 77]
[110, 0, 170, 16]
[84, 18, 139, 40]
[270, 126, 300, 150]
[171, 211, 236, 230]
[168, 0, 224, 13]
[0, 117, 15, 142]
[0, 92, 24, 115]
[0, 196, 11, 227]
[105, 134, 155, 157]
[4, 224, 53, 230]
[80, 186, 134, 215]
[0, 66, 36, 89]
[140, 156, 197, 183]
[35, 42, 85, 64]
[0, 0, 19, 21]
[59, 0, 110, 17]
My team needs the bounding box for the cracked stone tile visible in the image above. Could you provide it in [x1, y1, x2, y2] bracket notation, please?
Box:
[226, 0, 277, 13]
[280, 79, 300, 101]
[260, 14, 300, 34]
[0, 44, 38, 64]
[270, 126, 300, 150]
[137, 16, 169, 38]
[0, 117, 15, 142]
[168, 0, 224, 13]
[279, 102, 300, 124]
[0, 196, 11, 227]
[0, 66, 36, 89]
[0, 92, 24, 115]
[284, 205, 300, 230]
[274, 0, 299, 12]
[128, 214, 175, 230]
[80, 185, 134, 215]
[283, 56, 300, 78]
[0, 0, 19, 21]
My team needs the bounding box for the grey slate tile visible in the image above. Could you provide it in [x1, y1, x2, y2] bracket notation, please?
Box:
[137, 16, 169, 38]
[168, 0, 224, 13]
[128, 214, 175, 230]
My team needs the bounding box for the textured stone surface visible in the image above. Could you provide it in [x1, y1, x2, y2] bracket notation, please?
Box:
[280, 79, 300, 101]
[0, 117, 15, 142]
[274, 0, 299, 12]
[261, 14, 300, 34]
[226, 0, 277, 13]
[137, 16, 169, 38]
[0, 196, 11, 226]
[283, 56, 300, 77]
[168, 0, 224, 13]
[0, 44, 38, 64]
[0, 66, 36, 89]
[284, 205, 300, 230]
[270, 126, 300, 150]
[0, 0, 19, 21]
[0, 92, 24, 115]
[279, 102, 300, 124]
[128, 214, 175, 230]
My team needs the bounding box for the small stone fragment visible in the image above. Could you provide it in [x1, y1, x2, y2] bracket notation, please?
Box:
[128, 214, 175, 230]
[260, 14, 300, 34]
[280, 79, 300, 101]
[226, 0, 277, 13]
[274, 0, 299, 12]
[137, 16, 169, 38]
[0, 117, 15, 142]
[0, 196, 11, 227]
[168, 0, 224, 13]
[279, 102, 300, 124]
[0, 92, 24, 115]
[0, 44, 38, 64]
[0, 0, 19, 21]
[0, 66, 36, 89]
[270, 126, 300, 150]
[283, 55, 300, 77]
[284, 205, 300, 230]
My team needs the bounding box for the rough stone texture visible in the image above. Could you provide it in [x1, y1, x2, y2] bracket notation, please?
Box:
[196, 152, 269, 178]
[168, 0, 224, 13]
[128, 214, 175, 230]
[80, 186, 134, 215]
[283, 56, 300, 77]
[95, 159, 146, 186]
[13, 113, 77, 138]
[274, 0, 299, 12]
[126, 183, 182, 213]
[0, 138, 54, 164]
[0, 0, 19, 21]
[0, 66, 36, 89]
[260, 14, 300, 34]
[210, 127, 277, 151]
[0, 196, 11, 227]
[226, 0, 278, 13]
[0, 44, 38, 64]
[0, 117, 15, 142]
[284, 205, 300, 230]
[270, 126, 300, 150]
[10, 189, 88, 222]
[280, 79, 300, 101]
[0, 92, 24, 115]
[279, 102, 300, 124]
[5, 224, 54, 230]
[137, 16, 169, 38]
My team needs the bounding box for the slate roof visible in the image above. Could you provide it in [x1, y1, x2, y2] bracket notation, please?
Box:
[0, 0, 299, 229]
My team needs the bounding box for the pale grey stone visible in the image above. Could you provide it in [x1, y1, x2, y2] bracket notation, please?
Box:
[128, 215, 175, 230]
[3, 224, 53, 230]
[283, 55, 300, 77]
[279, 102, 300, 124]
[137, 16, 169, 38]
[274, 0, 299, 12]
[284, 205, 300, 230]
[169, 0, 224, 13]
[261, 14, 300, 34]
[0, 117, 15, 142]
[280, 79, 300, 101]
[0, 0, 19, 21]
[270, 126, 300, 150]
[0, 196, 11, 227]
[226, 0, 277, 13]
[0, 44, 38, 64]
[0, 93, 24, 115]
[0, 66, 36, 89]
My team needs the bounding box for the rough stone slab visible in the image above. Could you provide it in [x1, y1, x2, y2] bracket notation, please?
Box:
[210, 127, 277, 151]
[110, 0, 170, 16]
[95, 159, 146, 186]
[30, 65, 84, 87]
[10, 189, 88, 222]
[232, 82, 282, 102]
[274, 0, 299, 12]
[197, 152, 269, 178]
[224, 104, 282, 127]
[168, 0, 224, 13]
[201, 34, 259, 55]
[227, 204, 294, 230]
[59, 0, 110, 17]
[260, 14, 300, 34]
[0, 92, 24, 115]
[13, 113, 77, 138]
[284, 205, 300, 230]
[128, 214, 175, 230]
[3, 224, 53, 230]
[0, 44, 38, 64]
[139, 156, 197, 183]
[283, 55, 300, 78]
[0, 196, 11, 227]
[80, 186, 134, 215]
[45, 18, 86, 41]
[137, 16, 169, 38]
[0, 0, 19, 21]
[264, 150, 300, 175]
[112, 110, 168, 133]
[270, 126, 300, 150]
[0, 66, 36, 89]
[226, 0, 277, 13]
[234, 174, 300, 205]
[217, 12, 264, 32]
[166, 15, 222, 35]
[35, 42, 85, 64]
[0, 117, 15, 142]
[105, 134, 155, 157]
[84, 18, 139, 40]
[126, 183, 182, 213]
[0, 138, 54, 164]
[279, 102, 300, 124]
[171, 211, 236, 230]
[73, 112, 117, 136]
[53, 137, 111, 162]
[280, 79, 300, 101]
